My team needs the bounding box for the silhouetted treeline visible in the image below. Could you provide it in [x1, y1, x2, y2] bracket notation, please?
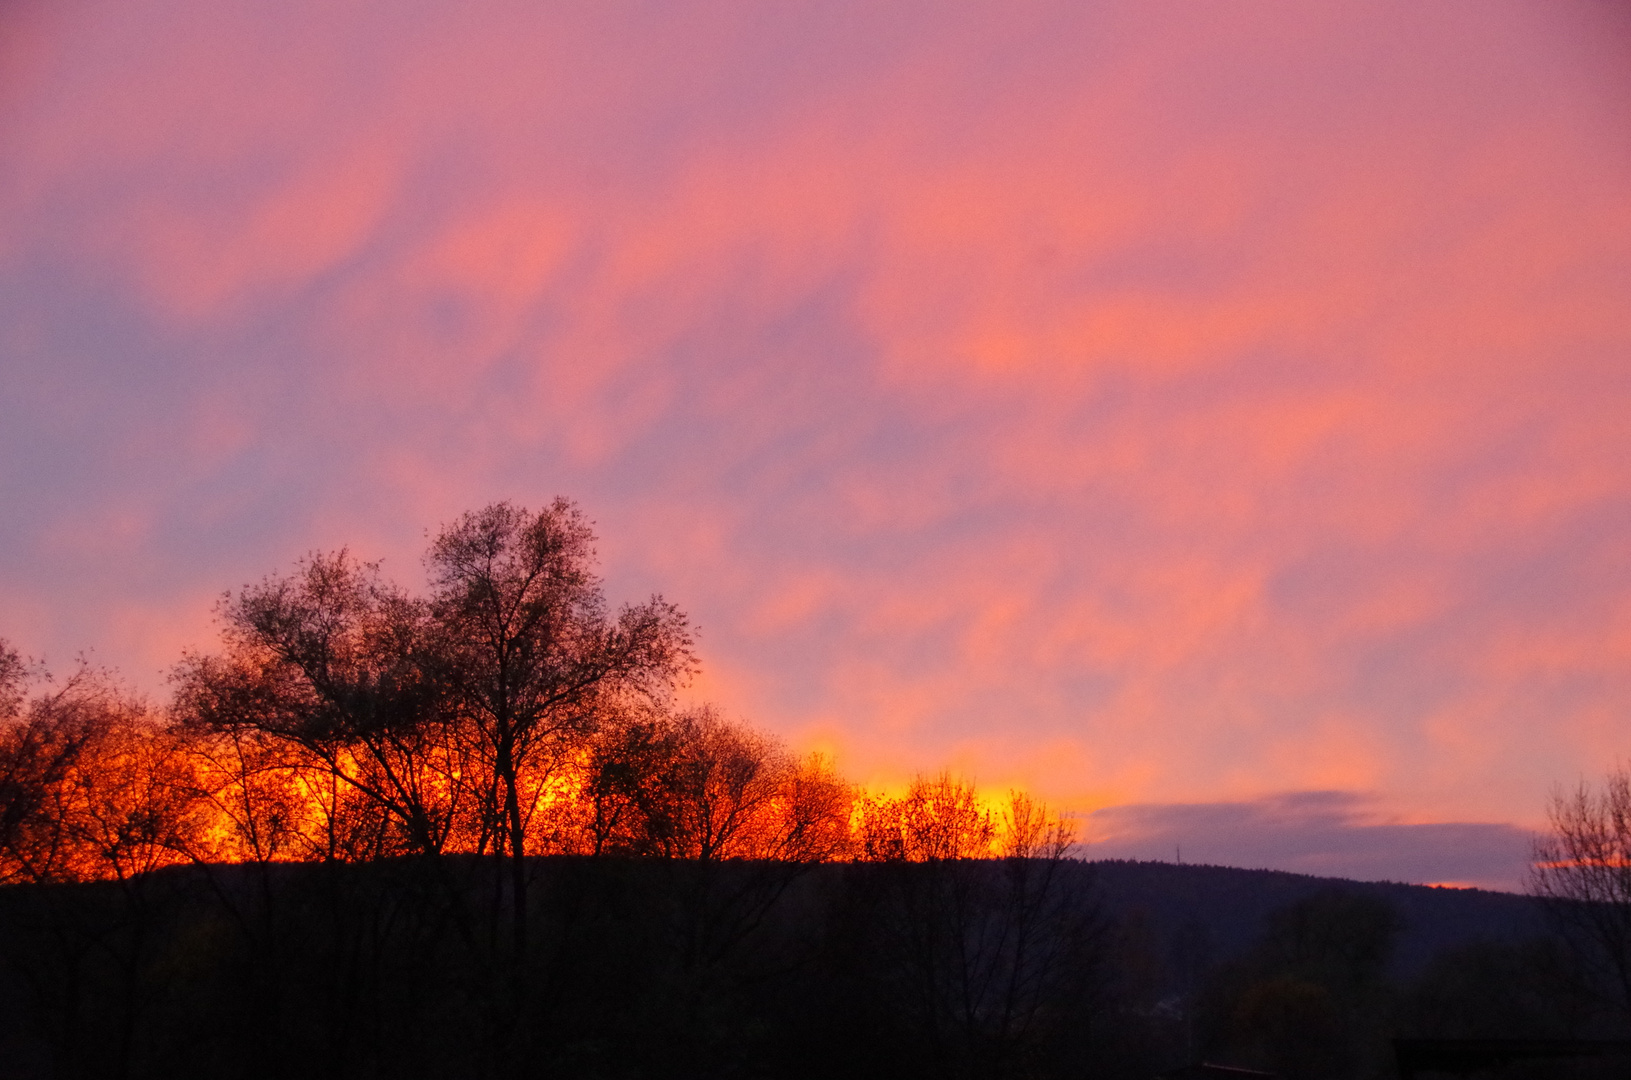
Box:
[4, 505, 1058, 886]
[0, 855, 1112, 1080]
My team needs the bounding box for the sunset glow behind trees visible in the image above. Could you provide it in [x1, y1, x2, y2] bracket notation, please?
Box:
[1, 504, 1073, 888]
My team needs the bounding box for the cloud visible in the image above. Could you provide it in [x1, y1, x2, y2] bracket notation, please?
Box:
[1088, 792, 1539, 892]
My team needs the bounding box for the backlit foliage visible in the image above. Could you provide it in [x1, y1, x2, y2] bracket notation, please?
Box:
[1, 656, 1064, 882]
[0, 660, 199, 885]
[0, 505, 1079, 889]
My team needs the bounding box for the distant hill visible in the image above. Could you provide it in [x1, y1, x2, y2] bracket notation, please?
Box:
[1087, 859, 1550, 984]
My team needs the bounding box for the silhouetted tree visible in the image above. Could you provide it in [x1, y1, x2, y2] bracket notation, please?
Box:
[0, 638, 25, 719]
[1400, 937, 1605, 1040]
[1199, 889, 1402, 1080]
[581, 705, 847, 863]
[858, 772, 996, 862]
[574, 704, 854, 1003]
[1531, 768, 1631, 1017]
[0, 658, 206, 1080]
[766, 752, 855, 864]
[2, 660, 193, 886]
[846, 778, 1103, 1079]
[425, 500, 695, 957]
[1, 653, 93, 885]
[173, 551, 464, 863]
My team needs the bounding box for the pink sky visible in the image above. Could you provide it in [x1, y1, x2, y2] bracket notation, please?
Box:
[3, 0, 1629, 889]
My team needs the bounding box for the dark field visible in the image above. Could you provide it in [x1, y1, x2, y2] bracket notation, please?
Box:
[0, 857, 1621, 1080]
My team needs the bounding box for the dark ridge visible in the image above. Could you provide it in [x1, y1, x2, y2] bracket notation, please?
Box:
[0, 856, 1610, 1080]
[1088, 858, 1548, 980]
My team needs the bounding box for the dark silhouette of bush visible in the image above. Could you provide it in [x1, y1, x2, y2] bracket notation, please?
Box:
[1197, 889, 1402, 1080]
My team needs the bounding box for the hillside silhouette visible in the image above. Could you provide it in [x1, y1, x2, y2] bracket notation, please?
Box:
[0, 856, 1622, 1080]
[1091, 860, 1547, 982]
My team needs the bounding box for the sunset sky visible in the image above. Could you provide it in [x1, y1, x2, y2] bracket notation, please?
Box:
[3, 0, 1629, 890]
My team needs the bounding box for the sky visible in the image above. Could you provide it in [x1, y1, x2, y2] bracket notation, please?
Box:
[3, 0, 1629, 891]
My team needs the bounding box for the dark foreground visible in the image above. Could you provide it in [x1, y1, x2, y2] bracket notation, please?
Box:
[0, 858, 1622, 1080]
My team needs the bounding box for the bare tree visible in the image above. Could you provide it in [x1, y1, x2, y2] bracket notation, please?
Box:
[425, 500, 695, 955]
[581, 704, 853, 862]
[1531, 768, 1631, 1015]
[0, 647, 90, 885]
[55, 701, 201, 885]
[852, 778, 1104, 1079]
[858, 772, 996, 863]
[173, 551, 466, 863]
[0, 656, 204, 881]
[582, 706, 779, 860]
[178, 723, 306, 866]
[0, 637, 26, 720]
[764, 752, 855, 863]
[0, 658, 203, 1079]
[659, 706, 785, 862]
[0, 658, 190, 886]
